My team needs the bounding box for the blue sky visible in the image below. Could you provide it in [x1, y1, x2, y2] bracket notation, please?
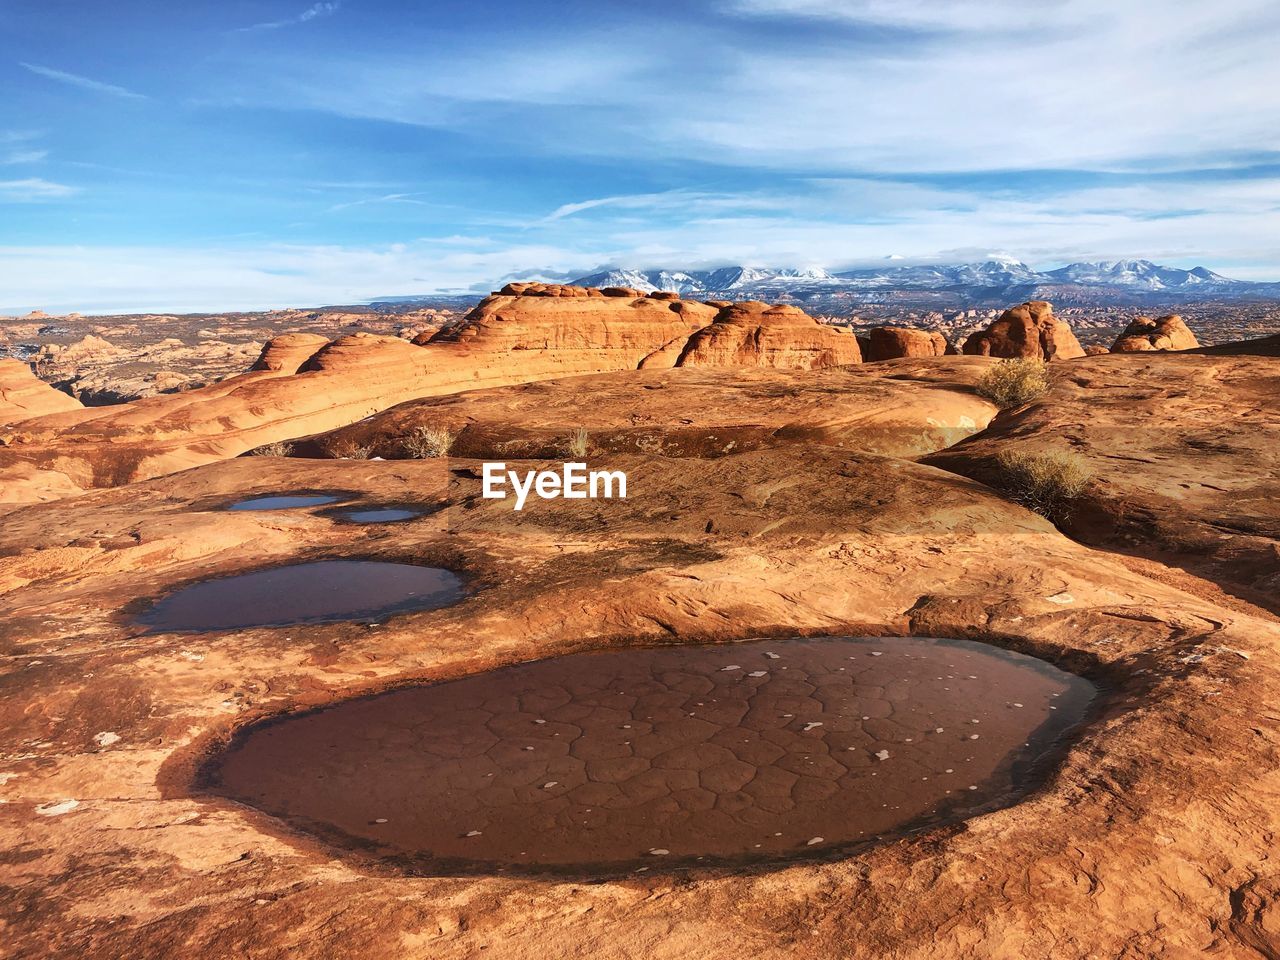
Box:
[3, 0, 1280, 312]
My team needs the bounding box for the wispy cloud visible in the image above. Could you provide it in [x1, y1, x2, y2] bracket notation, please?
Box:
[326, 191, 433, 213]
[237, 2, 341, 33]
[19, 62, 147, 100]
[0, 178, 79, 202]
[2, 149, 48, 165]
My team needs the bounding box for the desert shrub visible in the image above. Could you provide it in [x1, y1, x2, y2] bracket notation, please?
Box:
[565, 426, 591, 458]
[327, 439, 373, 460]
[402, 424, 454, 459]
[251, 441, 294, 457]
[976, 358, 1050, 408]
[994, 449, 1093, 523]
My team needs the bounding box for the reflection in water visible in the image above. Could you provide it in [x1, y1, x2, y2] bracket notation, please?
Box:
[138, 560, 465, 631]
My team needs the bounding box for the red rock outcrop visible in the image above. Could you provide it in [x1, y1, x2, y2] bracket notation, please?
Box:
[863, 326, 950, 361]
[1111, 314, 1200, 352]
[1084, 344, 1110, 356]
[0, 358, 82, 425]
[251, 333, 330, 372]
[669, 302, 861, 369]
[0, 289, 722, 495]
[962, 301, 1086, 361]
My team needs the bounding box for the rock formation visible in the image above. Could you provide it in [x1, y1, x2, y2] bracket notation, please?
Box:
[0, 358, 82, 425]
[1111, 315, 1199, 352]
[0, 287, 874, 500]
[251, 333, 330, 372]
[863, 326, 951, 361]
[962, 301, 1086, 361]
[669, 302, 861, 369]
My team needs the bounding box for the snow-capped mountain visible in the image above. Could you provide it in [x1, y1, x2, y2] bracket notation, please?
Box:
[566, 259, 1260, 302]
[374, 258, 1272, 310]
[570, 266, 844, 294]
[1044, 260, 1237, 290]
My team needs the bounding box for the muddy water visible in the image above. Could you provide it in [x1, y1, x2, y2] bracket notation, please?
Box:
[207, 637, 1095, 873]
[330, 507, 423, 524]
[138, 560, 465, 632]
[227, 493, 345, 511]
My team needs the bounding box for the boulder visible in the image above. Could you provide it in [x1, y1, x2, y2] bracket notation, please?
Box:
[1084, 345, 1110, 356]
[962, 301, 1085, 361]
[669, 302, 862, 370]
[1111, 315, 1199, 353]
[864, 326, 950, 362]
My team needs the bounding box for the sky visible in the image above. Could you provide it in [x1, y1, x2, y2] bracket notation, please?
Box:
[3, 0, 1280, 312]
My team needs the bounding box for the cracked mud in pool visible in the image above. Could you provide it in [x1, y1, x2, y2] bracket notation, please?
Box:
[206, 637, 1096, 873]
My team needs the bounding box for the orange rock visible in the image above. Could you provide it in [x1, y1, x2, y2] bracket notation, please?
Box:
[251, 333, 330, 373]
[1111, 315, 1199, 352]
[0, 358, 82, 426]
[670, 302, 861, 369]
[962, 301, 1085, 361]
[864, 326, 950, 362]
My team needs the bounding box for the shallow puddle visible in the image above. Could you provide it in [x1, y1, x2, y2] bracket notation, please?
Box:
[138, 560, 465, 631]
[330, 507, 423, 524]
[206, 636, 1095, 873]
[227, 493, 345, 511]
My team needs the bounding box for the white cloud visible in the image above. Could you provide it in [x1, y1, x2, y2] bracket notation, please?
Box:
[2, 149, 48, 164]
[237, 2, 342, 33]
[19, 63, 147, 100]
[240, 0, 1280, 175]
[0, 178, 79, 201]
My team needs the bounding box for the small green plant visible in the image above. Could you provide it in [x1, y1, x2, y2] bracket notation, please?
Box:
[995, 448, 1093, 523]
[402, 424, 455, 459]
[565, 426, 591, 458]
[252, 440, 294, 457]
[976, 358, 1050, 409]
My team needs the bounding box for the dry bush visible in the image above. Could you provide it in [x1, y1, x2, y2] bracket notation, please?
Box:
[565, 426, 591, 458]
[328, 439, 373, 460]
[251, 440, 294, 457]
[402, 424, 455, 459]
[976, 358, 1050, 408]
[994, 448, 1093, 523]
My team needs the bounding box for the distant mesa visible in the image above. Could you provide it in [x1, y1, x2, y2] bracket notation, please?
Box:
[962, 301, 1085, 361]
[1110, 315, 1200, 353]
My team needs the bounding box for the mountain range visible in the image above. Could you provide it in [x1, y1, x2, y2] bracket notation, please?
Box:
[569, 259, 1261, 299]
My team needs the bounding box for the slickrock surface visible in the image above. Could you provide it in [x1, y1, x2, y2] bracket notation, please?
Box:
[1, 446, 1279, 959]
[669, 302, 861, 369]
[863, 326, 951, 361]
[291, 358, 999, 461]
[1111, 314, 1200, 352]
[1192, 332, 1280, 357]
[962, 300, 1086, 361]
[0, 358, 82, 425]
[926, 351, 1280, 613]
